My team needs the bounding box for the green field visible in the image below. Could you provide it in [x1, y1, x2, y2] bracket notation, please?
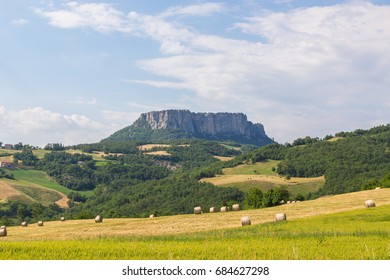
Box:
[0, 168, 92, 206]
[12, 169, 71, 194]
[202, 161, 324, 196]
[1, 204, 389, 260]
[223, 160, 280, 175]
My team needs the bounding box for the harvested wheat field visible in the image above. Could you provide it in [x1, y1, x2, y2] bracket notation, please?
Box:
[145, 150, 171, 156]
[0, 181, 22, 203]
[201, 174, 324, 186]
[213, 156, 235, 161]
[3, 188, 390, 242]
[138, 144, 171, 151]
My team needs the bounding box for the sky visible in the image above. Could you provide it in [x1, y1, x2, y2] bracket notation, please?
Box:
[1, 0, 390, 147]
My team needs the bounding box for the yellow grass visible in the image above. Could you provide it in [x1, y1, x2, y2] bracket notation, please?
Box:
[0, 181, 22, 203]
[3, 188, 389, 241]
[201, 174, 324, 186]
[65, 149, 116, 161]
[138, 144, 171, 151]
[326, 137, 345, 142]
[145, 151, 171, 156]
[213, 156, 234, 161]
[0, 179, 69, 207]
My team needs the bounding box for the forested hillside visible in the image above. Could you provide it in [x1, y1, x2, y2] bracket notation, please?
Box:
[233, 124, 390, 197]
[2, 124, 390, 226]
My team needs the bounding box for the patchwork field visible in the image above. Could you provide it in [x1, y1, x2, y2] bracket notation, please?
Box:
[0, 169, 93, 207]
[201, 161, 325, 196]
[1, 188, 389, 259]
[0, 178, 67, 207]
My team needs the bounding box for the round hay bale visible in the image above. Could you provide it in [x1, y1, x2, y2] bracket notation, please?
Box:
[220, 206, 229, 212]
[60, 217, 65, 222]
[95, 215, 103, 223]
[364, 199, 376, 208]
[287, 201, 291, 204]
[0, 228, 6, 237]
[194, 206, 202, 214]
[149, 214, 155, 218]
[232, 204, 240, 211]
[38, 221, 44, 226]
[275, 213, 287, 222]
[21, 222, 28, 227]
[241, 216, 251, 226]
[280, 200, 285, 204]
[375, 187, 381, 190]
[209, 207, 216, 213]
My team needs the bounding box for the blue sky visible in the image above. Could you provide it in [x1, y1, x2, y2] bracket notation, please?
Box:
[1, 0, 390, 146]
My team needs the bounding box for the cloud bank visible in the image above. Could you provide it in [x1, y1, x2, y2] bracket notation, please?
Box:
[0, 105, 107, 146]
[33, 1, 390, 142]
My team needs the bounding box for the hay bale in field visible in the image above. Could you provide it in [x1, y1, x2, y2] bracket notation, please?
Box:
[21, 222, 28, 227]
[60, 217, 65, 222]
[241, 216, 251, 226]
[0, 227, 6, 237]
[220, 206, 229, 212]
[209, 207, 216, 213]
[194, 206, 202, 214]
[232, 204, 240, 211]
[38, 221, 43, 226]
[375, 187, 381, 190]
[287, 201, 291, 204]
[364, 199, 376, 208]
[95, 215, 103, 223]
[149, 214, 155, 218]
[275, 213, 287, 222]
[280, 200, 285, 204]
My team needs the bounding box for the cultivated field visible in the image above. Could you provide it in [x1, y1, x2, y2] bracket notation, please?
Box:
[138, 144, 171, 151]
[0, 169, 94, 207]
[1, 189, 389, 259]
[201, 161, 325, 195]
[213, 156, 234, 161]
[0, 175, 68, 207]
[145, 151, 171, 156]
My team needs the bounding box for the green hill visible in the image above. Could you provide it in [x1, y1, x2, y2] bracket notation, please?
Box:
[1, 189, 389, 260]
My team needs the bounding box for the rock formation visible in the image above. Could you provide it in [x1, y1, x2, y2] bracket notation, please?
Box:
[105, 109, 273, 146]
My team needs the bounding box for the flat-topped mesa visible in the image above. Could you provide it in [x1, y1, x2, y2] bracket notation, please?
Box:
[131, 109, 273, 146]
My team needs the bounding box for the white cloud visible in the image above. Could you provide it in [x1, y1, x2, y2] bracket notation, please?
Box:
[160, 3, 225, 18]
[34, 2, 130, 33]
[134, 2, 390, 141]
[0, 106, 106, 146]
[34, 2, 390, 142]
[68, 97, 97, 105]
[11, 18, 29, 25]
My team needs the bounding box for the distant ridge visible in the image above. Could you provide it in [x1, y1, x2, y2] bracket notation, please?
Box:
[104, 109, 274, 146]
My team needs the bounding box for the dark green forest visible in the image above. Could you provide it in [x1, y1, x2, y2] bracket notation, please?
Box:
[1, 124, 390, 226]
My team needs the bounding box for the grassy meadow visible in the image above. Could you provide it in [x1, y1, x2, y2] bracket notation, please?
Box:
[201, 160, 324, 196]
[0, 169, 92, 207]
[1, 189, 389, 260]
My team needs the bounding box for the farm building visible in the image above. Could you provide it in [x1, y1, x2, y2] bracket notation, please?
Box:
[3, 144, 13, 149]
[0, 161, 14, 169]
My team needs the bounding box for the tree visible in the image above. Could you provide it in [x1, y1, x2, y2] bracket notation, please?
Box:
[244, 188, 263, 209]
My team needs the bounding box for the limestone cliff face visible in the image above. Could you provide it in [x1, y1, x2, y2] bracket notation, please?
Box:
[133, 109, 273, 146]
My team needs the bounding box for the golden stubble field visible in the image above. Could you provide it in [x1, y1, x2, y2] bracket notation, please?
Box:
[3, 188, 390, 242]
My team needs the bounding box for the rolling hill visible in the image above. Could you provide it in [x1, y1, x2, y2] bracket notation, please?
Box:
[1, 188, 389, 259]
[200, 161, 325, 196]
